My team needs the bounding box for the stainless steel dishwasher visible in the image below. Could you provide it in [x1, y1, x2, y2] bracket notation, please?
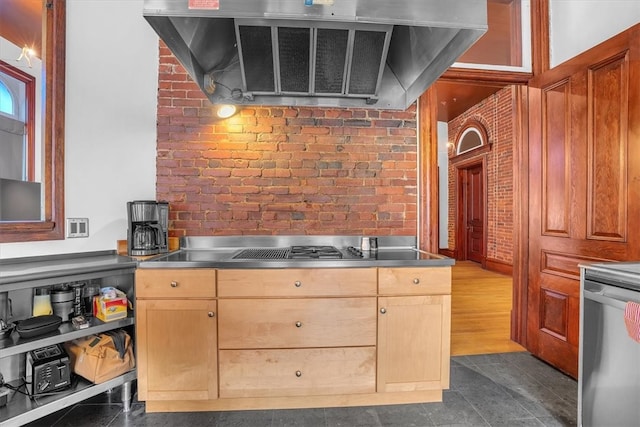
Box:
[579, 263, 640, 427]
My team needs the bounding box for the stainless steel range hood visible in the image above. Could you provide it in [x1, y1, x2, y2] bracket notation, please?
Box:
[143, 0, 487, 110]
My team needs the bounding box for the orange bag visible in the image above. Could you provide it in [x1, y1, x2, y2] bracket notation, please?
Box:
[64, 330, 135, 383]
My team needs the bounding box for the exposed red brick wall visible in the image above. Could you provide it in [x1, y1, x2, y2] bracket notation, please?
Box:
[447, 87, 514, 265]
[156, 44, 418, 237]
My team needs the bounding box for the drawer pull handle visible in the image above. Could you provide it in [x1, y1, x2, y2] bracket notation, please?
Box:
[380, 308, 387, 314]
[170, 281, 178, 288]
[295, 321, 302, 328]
[412, 278, 420, 285]
[295, 370, 302, 377]
[208, 312, 215, 318]
[294, 281, 302, 287]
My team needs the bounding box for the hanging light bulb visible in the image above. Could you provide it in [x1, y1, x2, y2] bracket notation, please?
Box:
[16, 46, 36, 68]
[216, 104, 237, 119]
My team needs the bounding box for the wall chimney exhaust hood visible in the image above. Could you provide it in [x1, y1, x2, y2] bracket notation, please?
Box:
[143, 0, 487, 110]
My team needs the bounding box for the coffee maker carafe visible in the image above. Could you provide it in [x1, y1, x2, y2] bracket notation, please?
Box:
[127, 201, 169, 256]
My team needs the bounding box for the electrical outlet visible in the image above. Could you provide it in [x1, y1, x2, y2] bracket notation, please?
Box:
[67, 218, 89, 238]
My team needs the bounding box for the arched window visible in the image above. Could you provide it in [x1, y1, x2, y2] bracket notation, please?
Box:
[455, 120, 489, 156]
[0, 81, 14, 116]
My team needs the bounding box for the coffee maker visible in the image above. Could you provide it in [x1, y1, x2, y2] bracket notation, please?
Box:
[127, 201, 169, 256]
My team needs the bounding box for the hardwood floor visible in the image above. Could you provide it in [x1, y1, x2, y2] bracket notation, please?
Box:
[451, 260, 526, 356]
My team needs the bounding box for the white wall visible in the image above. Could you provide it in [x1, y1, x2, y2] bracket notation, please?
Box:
[0, 0, 159, 258]
[550, 0, 640, 67]
[437, 122, 449, 249]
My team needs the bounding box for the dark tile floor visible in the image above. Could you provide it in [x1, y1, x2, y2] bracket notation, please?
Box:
[25, 352, 577, 427]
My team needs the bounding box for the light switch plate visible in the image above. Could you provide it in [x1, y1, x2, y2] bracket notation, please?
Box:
[67, 218, 89, 238]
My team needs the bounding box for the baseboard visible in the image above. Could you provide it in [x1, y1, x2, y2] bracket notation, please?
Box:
[439, 248, 456, 258]
[485, 258, 513, 276]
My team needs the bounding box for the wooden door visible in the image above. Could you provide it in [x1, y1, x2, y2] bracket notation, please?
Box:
[136, 299, 218, 401]
[465, 164, 485, 263]
[377, 295, 450, 392]
[527, 24, 640, 378]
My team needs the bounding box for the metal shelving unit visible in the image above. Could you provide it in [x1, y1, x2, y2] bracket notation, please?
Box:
[0, 315, 135, 358]
[0, 252, 138, 427]
[0, 371, 136, 427]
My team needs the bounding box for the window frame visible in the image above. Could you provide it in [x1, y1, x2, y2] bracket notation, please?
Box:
[450, 119, 492, 165]
[0, 60, 36, 181]
[0, 0, 65, 243]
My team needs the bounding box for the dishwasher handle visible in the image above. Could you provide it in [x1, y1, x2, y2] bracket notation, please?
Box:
[583, 280, 637, 310]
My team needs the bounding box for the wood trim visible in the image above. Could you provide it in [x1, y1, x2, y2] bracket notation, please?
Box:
[512, 84, 528, 346]
[144, 389, 444, 413]
[509, 0, 523, 67]
[452, 119, 490, 156]
[450, 119, 492, 164]
[438, 248, 456, 259]
[540, 251, 613, 281]
[531, 0, 550, 75]
[586, 53, 629, 242]
[441, 68, 531, 85]
[540, 79, 572, 237]
[0, 0, 65, 243]
[485, 258, 513, 276]
[418, 89, 439, 253]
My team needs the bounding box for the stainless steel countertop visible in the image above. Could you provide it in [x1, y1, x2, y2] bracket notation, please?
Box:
[138, 235, 454, 269]
[0, 251, 138, 287]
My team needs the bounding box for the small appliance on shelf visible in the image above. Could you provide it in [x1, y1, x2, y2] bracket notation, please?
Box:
[126, 200, 169, 256]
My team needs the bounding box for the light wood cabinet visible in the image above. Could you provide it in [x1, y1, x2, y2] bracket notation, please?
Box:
[217, 269, 377, 399]
[217, 268, 376, 297]
[138, 265, 451, 412]
[377, 267, 451, 392]
[218, 297, 376, 348]
[135, 269, 217, 401]
[377, 295, 451, 392]
[378, 267, 451, 295]
[219, 347, 376, 398]
[136, 268, 216, 298]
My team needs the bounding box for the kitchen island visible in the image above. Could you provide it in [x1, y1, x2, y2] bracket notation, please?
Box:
[135, 236, 453, 413]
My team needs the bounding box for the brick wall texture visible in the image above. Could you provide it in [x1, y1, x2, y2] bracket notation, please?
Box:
[447, 87, 514, 265]
[156, 45, 418, 237]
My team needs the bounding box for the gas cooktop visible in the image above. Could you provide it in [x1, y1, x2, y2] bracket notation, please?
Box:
[288, 246, 342, 259]
[233, 245, 347, 260]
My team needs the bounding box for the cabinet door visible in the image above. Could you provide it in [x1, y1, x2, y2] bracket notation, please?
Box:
[377, 295, 451, 392]
[136, 299, 217, 401]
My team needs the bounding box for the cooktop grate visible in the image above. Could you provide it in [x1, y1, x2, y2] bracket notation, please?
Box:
[232, 248, 290, 260]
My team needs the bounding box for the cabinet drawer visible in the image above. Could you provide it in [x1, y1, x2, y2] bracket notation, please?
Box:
[218, 298, 376, 348]
[219, 347, 376, 398]
[136, 269, 216, 298]
[378, 267, 451, 295]
[217, 268, 376, 297]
